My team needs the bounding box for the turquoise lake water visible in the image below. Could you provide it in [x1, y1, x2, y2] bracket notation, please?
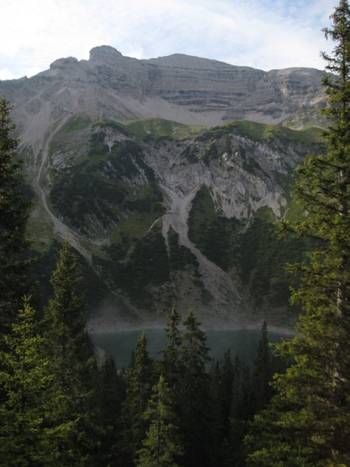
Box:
[92, 328, 286, 368]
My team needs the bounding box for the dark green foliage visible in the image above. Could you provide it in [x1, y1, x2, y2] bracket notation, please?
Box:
[89, 130, 109, 155]
[208, 326, 278, 467]
[246, 2, 350, 464]
[162, 308, 182, 390]
[0, 98, 30, 329]
[136, 375, 183, 467]
[0, 299, 56, 466]
[121, 333, 155, 465]
[168, 228, 199, 272]
[229, 358, 255, 466]
[0, 289, 277, 467]
[50, 138, 163, 233]
[97, 356, 126, 467]
[188, 185, 240, 271]
[30, 240, 108, 312]
[43, 243, 100, 466]
[188, 185, 216, 241]
[188, 185, 309, 309]
[252, 321, 273, 412]
[238, 209, 309, 309]
[178, 312, 212, 467]
[162, 311, 219, 467]
[101, 231, 170, 306]
[210, 352, 235, 465]
[50, 159, 124, 231]
[160, 311, 278, 467]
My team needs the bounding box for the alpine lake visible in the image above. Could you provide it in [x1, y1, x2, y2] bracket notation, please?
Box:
[91, 328, 289, 368]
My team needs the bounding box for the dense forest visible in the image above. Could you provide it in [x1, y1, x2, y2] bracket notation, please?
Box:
[1, 1, 350, 465]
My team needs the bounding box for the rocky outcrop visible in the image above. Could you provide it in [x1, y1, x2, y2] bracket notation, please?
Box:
[0, 46, 326, 150]
[0, 47, 327, 326]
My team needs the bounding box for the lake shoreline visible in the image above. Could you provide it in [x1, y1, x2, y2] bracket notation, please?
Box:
[88, 321, 295, 338]
[91, 327, 293, 368]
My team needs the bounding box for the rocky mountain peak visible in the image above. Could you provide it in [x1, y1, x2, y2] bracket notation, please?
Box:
[50, 56, 79, 70]
[0, 45, 327, 147]
[89, 45, 124, 64]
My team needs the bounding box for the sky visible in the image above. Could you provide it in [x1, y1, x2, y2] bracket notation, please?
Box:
[0, 0, 339, 80]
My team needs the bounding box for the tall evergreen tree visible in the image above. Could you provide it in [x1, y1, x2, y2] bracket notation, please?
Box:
[229, 356, 254, 466]
[162, 307, 182, 390]
[252, 321, 272, 412]
[221, 350, 235, 438]
[178, 312, 212, 467]
[0, 98, 29, 330]
[44, 242, 99, 466]
[136, 375, 183, 467]
[0, 299, 57, 466]
[210, 351, 235, 464]
[97, 356, 125, 467]
[121, 333, 155, 465]
[246, 2, 350, 465]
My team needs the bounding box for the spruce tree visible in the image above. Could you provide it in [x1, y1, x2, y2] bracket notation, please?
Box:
[121, 332, 155, 465]
[220, 350, 235, 438]
[162, 307, 182, 390]
[178, 312, 212, 467]
[210, 351, 235, 464]
[136, 375, 183, 467]
[97, 356, 125, 467]
[0, 97, 29, 330]
[0, 299, 57, 466]
[252, 321, 272, 412]
[44, 242, 99, 466]
[246, 2, 350, 465]
[229, 357, 254, 466]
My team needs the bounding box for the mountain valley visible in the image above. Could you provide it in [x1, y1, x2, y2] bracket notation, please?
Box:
[0, 47, 327, 328]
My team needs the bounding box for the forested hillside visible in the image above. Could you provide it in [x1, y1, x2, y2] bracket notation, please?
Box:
[25, 116, 325, 326]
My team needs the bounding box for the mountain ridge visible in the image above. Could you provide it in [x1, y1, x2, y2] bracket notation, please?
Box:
[0, 46, 327, 327]
[0, 45, 326, 150]
[24, 116, 323, 328]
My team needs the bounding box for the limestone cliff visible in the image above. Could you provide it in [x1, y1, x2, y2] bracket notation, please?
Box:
[0, 47, 327, 327]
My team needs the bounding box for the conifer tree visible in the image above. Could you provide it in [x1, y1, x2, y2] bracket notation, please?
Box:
[0, 98, 29, 330]
[136, 375, 183, 467]
[246, 2, 350, 465]
[0, 299, 56, 466]
[44, 242, 99, 466]
[97, 356, 125, 467]
[45, 242, 96, 387]
[220, 350, 235, 438]
[121, 332, 155, 465]
[210, 351, 235, 464]
[252, 321, 272, 412]
[229, 357, 254, 466]
[178, 312, 212, 467]
[162, 307, 182, 389]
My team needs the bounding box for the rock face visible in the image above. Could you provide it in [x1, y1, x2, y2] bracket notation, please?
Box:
[24, 115, 324, 328]
[0, 46, 327, 328]
[0, 46, 325, 148]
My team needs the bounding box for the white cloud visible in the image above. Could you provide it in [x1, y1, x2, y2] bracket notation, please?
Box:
[0, 68, 18, 80]
[0, 0, 339, 79]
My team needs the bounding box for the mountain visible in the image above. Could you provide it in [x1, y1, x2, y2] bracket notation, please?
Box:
[0, 45, 326, 145]
[0, 46, 327, 328]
